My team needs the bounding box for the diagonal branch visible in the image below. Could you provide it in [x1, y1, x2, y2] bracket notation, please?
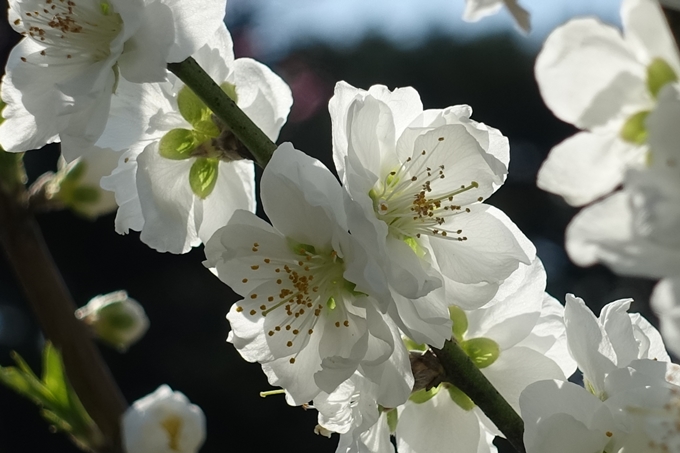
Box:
[0, 187, 127, 453]
[168, 57, 278, 168]
[432, 339, 526, 453]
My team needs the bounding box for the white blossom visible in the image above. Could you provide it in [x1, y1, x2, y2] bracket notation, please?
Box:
[565, 84, 680, 357]
[0, 0, 228, 158]
[99, 24, 292, 254]
[204, 144, 408, 405]
[122, 385, 205, 453]
[535, 0, 680, 206]
[563, 294, 672, 399]
[521, 362, 680, 453]
[330, 81, 534, 346]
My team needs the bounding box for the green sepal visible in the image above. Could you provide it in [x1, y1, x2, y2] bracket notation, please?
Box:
[461, 337, 500, 369]
[409, 385, 440, 404]
[403, 337, 428, 352]
[189, 157, 219, 199]
[620, 110, 650, 145]
[159, 128, 200, 160]
[447, 385, 475, 411]
[177, 85, 209, 127]
[647, 58, 678, 98]
[448, 305, 468, 341]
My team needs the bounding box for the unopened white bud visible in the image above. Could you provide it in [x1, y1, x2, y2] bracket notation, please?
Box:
[122, 385, 206, 453]
[75, 290, 149, 351]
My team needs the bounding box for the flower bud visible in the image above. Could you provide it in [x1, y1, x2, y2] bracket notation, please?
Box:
[75, 291, 149, 351]
[122, 385, 206, 453]
[52, 148, 120, 219]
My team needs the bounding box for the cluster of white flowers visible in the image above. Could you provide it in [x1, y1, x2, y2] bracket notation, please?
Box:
[1, 0, 679, 451]
[535, 0, 680, 358]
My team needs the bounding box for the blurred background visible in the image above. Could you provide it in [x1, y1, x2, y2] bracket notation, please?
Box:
[0, 0, 661, 452]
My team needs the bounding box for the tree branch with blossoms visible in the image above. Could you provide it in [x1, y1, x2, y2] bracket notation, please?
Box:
[2, 0, 680, 452]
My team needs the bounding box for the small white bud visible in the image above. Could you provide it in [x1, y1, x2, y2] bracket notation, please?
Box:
[75, 290, 149, 351]
[122, 385, 206, 453]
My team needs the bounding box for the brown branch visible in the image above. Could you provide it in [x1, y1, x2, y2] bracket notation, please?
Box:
[0, 187, 127, 453]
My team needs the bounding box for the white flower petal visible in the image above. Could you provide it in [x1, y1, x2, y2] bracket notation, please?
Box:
[431, 204, 534, 285]
[537, 131, 632, 207]
[195, 160, 256, 246]
[483, 347, 567, 411]
[162, 0, 228, 63]
[622, 0, 680, 72]
[564, 294, 617, 396]
[231, 58, 293, 141]
[535, 17, 646, 130]
[397, 392, 481, 453]
[136, 143, 199, 253]
[261, 143, 346, 246]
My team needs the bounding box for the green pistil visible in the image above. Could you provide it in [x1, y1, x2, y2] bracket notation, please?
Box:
[409, 385, 440, 404]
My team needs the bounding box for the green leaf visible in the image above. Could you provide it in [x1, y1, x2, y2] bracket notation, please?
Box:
[0, 345, 103, 451]
[0, 367, 47, 404]
[42, 343, 69, 408]
[647, 58, 678, 98]
[159, 128, 199, 160]
[189, 157, 219, 199]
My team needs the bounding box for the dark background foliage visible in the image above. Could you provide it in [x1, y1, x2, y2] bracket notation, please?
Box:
[0, 2, 659, 452]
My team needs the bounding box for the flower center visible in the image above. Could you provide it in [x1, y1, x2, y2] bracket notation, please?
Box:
[16, 0, 122, 63]
[234, 241, 355, 364]
[369, 137, 479, 243]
